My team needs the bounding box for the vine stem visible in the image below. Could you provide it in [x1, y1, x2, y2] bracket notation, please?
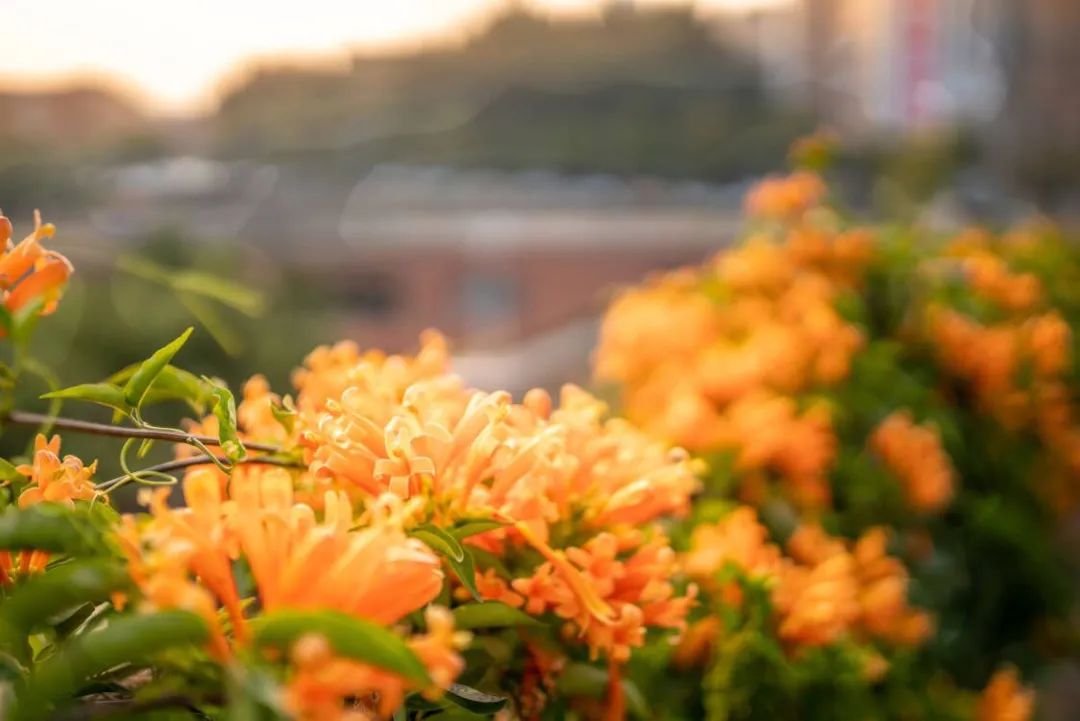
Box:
[96, 455, 307, 491]
[3, 409, 282, 454]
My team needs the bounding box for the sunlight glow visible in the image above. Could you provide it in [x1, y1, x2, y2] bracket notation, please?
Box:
[0, 0, 790, 114]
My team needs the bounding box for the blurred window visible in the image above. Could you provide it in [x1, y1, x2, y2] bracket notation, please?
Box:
[339, 272, 398, 317]
[461, 273, 519, 325]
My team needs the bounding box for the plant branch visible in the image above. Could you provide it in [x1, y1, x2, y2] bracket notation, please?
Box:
[4, 409, 282, 453]
[97, 454, 307, 490]
[56, 692, 216, 721]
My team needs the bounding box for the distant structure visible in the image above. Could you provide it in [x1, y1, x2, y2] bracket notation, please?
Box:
[59, 162, 743, 392]
[715, 0, 1006, 135]
[714, 0, 1080, 207]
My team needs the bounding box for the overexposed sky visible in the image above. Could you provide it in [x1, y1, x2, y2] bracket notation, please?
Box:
[0, 0, 786, 114]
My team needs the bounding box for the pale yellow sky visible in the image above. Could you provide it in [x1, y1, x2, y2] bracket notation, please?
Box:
[0, 0, 785, 114]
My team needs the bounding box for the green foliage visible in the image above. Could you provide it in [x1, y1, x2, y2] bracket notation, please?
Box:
[451, 602, 542, 630]
[250, 610, 430, 685]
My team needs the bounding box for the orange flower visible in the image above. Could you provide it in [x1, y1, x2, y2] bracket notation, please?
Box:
[0, 211, 72, 326]
[962, 252, 1042, 313]
[744, 171, 827, 221]
[870, 411, 955, 513]
[512, 531, 695, 663]
[15, 434, 97, 508]
[852, 527, 932, 645]
[777, 525, 931, 649]
[683, 507, 784, 603]
[0, 434, 98, 583]
[119, 468, 444, 657]
[773, 550, 859, 647]
[977, 667, 1035, 721]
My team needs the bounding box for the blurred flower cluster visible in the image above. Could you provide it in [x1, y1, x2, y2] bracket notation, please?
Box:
[593, 143, 1076, 719]
[0, 139, 1075, 721]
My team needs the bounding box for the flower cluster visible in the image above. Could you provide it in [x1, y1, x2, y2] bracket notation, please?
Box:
[921, 231, 1080, 512]
[0, 211, 72, 328]
[118, 468, 460, 714]
[2, 152, 1065, 721]
[870, 411, 955, 513]
[977, 667, 1035, 721]
[0, 434, 97, 584]
[160, 331, 701, 715]
[685, 509, 930, 651]
[595, 183, 871, 509]
[592, 156, 1071, 719]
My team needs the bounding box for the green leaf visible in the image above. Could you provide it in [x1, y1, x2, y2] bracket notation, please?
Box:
[123, 327, 194, 408]
[270, 396, 297, 435]
[447, 545, 481, 602]
[41, 383, 129, 413]
[557, 663, 649, 719]
[11, 610, 208, 721]
[451, 602, 541, 630]
[172, 270, 265, 317]
[0, 458, 24, 482]
[0, 561, 128, 658]
[444, 683, 509, 714]
[251, 610, 430, 686]
[0, 504, 114, 557]
[411, 524, 465, 563]
[10, 297, 46, 346]
[180, 291, 244, 356]
[108, 364, 210, 415]
[204, 378, 246, 463]
[450, 519, 506, 540]
[226, 665, 289, 721]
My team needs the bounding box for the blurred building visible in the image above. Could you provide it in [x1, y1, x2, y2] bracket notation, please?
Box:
[716, 0, 1006, 135]
[61, 161, 742, 393]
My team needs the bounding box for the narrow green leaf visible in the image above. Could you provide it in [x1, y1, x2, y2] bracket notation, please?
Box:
[270, 396, 297, 435]
[179, 291, 243, 356]
[444, 684, 509, 714]
[108, 364, 211, 414]
[451, 602, 541, 630]
[0, 458, 24, 482]
[172, 270, 265, 316]
[0, 504, 113, 556]
[204, 379, 246, 462]
[0, 560, 128, 639]
[0, 305, 12, 337]
[10, 297, 46, 346]
[447, 546, 481, 602]
[449, 519, 506, 540]
[11, 610, 208, 721]
[557, 663, 649, 718]
[123, 327, 194, 407]
[251, 610, 430, 686]
[411, 524, 466, 563]
[42, 383, 129, 413]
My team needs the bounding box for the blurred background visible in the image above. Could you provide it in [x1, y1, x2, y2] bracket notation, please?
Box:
[1, 0, 1078, 446]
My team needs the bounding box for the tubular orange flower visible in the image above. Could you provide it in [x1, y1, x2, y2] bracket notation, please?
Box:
[0, 434, 98, 582]
[0, 211, 72, 326]
[744, 171, 827, 221]
[119, 467, 445, 657]
[511, 530, 695, 663]
[977, 667, 1035, 721]
[870, 411, 955, 513]
[683, 507, 784, 604]
[284, 606, 470, 721]
[15, 434, 97, 509]
[777, 524, 932, 649]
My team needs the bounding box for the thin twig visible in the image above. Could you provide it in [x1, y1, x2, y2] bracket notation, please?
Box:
[96, 454, 307, 490]
[56, 692, 215, 720]
[4, 409, 282, 453]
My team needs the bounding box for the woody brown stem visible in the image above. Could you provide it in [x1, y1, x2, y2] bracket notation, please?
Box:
[4, 409, 282, 454]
